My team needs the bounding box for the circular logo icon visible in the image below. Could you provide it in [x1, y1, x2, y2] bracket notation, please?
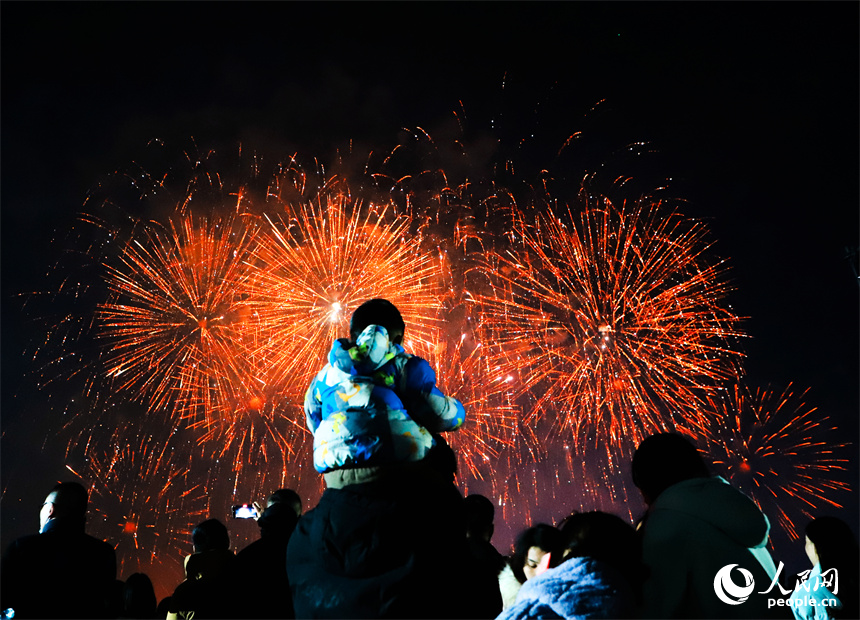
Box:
[713, 564, 755, 605]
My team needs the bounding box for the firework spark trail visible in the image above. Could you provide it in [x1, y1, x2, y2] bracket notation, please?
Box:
[695, 383, 852, 541]
[473, 197, 745, 452]
[248, 187, 448, 380]
[429, 331, 519, 485]
[71, 437, 208, 598]
[96, 213, 263, 427]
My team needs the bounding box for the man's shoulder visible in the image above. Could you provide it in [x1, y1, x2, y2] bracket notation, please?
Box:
[83, 532, 115, 552]
[5, 530, 113, 560]
[5, 532, 43, 555]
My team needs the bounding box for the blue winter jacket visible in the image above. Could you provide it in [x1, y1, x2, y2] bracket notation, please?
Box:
[497, 556, 637, 620]
[304, 325, 466, 473]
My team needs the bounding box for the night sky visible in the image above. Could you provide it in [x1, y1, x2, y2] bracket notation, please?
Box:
[2, 1, 858, 599]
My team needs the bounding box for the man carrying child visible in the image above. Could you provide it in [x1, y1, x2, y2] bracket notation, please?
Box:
[287, 299, 468, 619]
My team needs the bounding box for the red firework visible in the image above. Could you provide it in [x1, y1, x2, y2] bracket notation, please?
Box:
[429, 329, 519, 484]
[247, 187, 449, 380]
[69, 438, 208, 600]
[96, 213, 263, 426]
[473, 196, 745, 452]
[695, 383, 852, 540]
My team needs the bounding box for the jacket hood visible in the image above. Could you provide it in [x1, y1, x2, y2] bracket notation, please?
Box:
[651, 476, 770, 549]
[328, 324, 402, 375]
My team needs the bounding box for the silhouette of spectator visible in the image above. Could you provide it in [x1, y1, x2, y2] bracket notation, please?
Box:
[462, 494, 505, 618]
[788, 516, 859, 620]
[1, 481, 117, 619]
[631, 432, 783, 618]
[236, 499, 300, 618]
[498, 511, 644, 619]
[156, 596, 173, 619]
[499, 523, 564, 610]
[168, 518, 239, 620]
[288, 299, 469, 618]
[121, 572, 159, 619]
[253, 488, 302, 521]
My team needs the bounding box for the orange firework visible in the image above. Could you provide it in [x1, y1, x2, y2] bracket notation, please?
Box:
[429, 329, 519, 484]
[473, 196, 745, 452]
[69, 437, 208, 599]
[96, 212, 262, 426]
[248, 186, 448, 380]
[695, 383, 852, 541]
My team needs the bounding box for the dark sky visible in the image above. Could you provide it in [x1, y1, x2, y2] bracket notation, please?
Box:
[2, 0, 858, 576]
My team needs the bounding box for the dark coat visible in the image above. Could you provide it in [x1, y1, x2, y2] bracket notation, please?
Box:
[169, 549, 241, 620]
[234, 503, 298, 619]
[286, 464, 468, 619]
[1, 519, 117, 619]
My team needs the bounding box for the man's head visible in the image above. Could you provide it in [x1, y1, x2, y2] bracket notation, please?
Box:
[631, 433, 710, 505]
[40, 482, 89, 532]
[349, 299, 405, 344]
[267, 488, 302, 517]
[191, 518, 230, 553]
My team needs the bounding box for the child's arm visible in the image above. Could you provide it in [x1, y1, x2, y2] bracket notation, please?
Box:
[400, 356, 466, 432]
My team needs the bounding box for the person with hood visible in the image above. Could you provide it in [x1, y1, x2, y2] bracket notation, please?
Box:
[631, 433, 785, 619]
[287, 298, 468, 618]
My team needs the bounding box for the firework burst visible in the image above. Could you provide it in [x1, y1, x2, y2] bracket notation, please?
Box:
[248, 187, 449, 379]
[69, 436, 208, 599]
[429, 328, 519, 484]
[695, 383, 852, 541]
[95, 213, 262, 426]
[473, 196, 745, 452]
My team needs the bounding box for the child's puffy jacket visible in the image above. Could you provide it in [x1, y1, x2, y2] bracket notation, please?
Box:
[304, 325, 466, 473]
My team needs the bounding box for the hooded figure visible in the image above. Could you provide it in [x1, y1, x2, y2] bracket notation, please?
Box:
[638, 476, 782, 618]
[632, 434, 783, 619]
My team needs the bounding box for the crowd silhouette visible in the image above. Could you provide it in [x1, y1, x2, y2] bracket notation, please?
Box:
[3, 301, 857, 619]
[3, 439, 858, 619]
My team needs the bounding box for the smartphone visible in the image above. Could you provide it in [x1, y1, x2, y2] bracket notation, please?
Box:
[231, 503, 258, 519]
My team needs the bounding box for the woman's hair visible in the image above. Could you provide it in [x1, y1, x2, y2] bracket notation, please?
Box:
[559, 511, 646, 603]
[509, 523, 564, 583]
[123, 572, 157, 619]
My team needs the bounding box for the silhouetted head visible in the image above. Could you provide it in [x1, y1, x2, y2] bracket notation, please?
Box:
[510, 523, 564, 583]
[349, 299, 405, 344]
[258, 502, 300, 540]
[805, 516, 860, 571]
[464, 494, 495, 542]
[559, 511, 645, 603]
[40, 481, 89, 532]
[631, 433, 709, 505]
[192, 518, 230, 553]
[123, 572, 158, 619]
[267, 488, 302, 516]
